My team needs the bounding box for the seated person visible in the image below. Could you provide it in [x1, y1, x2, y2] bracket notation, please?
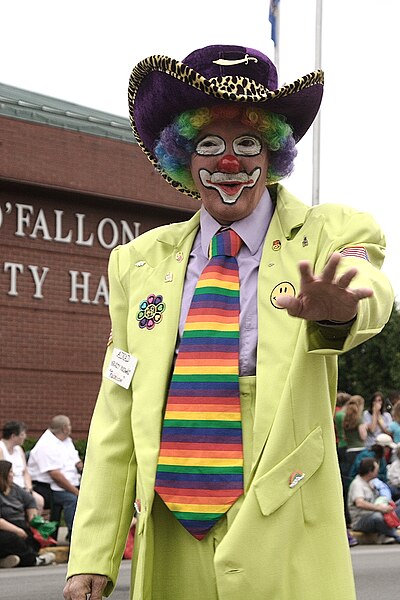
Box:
[27, 415, 82, 538]
[349, 433, 396, 482]
[335, 397, 367, 482]
[347, 457, 400, 543]
[0, 420, 44, 512]
[388, 403, 400, 444]
[0, 460, 55, 567]
[387, 444, 400, 499]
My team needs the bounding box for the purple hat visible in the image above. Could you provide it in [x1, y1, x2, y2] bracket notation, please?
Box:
[128, 44, 323, 193]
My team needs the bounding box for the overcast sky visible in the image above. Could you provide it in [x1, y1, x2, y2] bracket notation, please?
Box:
[1, 0, 399, 300]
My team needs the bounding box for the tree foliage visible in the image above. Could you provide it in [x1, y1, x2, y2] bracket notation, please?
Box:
[338, 303, 400, 401]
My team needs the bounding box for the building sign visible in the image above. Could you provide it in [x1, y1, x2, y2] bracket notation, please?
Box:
[1, 198, 141, 306]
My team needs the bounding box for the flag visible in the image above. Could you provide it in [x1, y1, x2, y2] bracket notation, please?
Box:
[340, 246, 370, 262]
[269, 0, 280, 46]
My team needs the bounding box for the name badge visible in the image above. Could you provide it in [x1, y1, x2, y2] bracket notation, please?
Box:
[105, 348, 137, 389]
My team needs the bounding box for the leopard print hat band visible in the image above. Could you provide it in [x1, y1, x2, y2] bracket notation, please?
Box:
[128, 44, 324, 197]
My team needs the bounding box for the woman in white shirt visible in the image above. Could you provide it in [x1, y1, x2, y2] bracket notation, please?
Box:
[0, 421, 44, 512]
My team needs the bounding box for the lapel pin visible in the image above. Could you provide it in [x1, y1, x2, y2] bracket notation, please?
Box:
[136, 294, 166, 330]
[289, 471, 305, 488]
[135, 260, 146, 267]
[272, 240, 281, 251]
[165, 272, 173, 282]
[302, 236, 309, 247]
[175, 251, 184, 262]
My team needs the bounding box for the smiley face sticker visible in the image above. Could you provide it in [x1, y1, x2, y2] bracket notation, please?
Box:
[270, 282, 296, 309]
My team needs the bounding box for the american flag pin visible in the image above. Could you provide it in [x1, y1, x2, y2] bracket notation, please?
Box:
[340, 246, 369, 261]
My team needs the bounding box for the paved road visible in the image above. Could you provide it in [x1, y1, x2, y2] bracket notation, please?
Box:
[351, 544, 400, 600]
[1, 545, 399, 599]
[0, 561, 131, 600]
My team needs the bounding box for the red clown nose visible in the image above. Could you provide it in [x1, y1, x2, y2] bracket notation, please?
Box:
[217, 154, 241, 174]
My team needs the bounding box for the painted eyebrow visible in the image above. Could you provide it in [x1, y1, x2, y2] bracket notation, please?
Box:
[195, 135, 225, 144]
[233, 134, 262, 142]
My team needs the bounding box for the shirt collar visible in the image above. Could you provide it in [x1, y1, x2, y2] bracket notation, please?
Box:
[200, 188, 274, 257]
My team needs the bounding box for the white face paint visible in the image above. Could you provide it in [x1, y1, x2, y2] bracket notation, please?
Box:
[195, 135, 226, 156]
[195, 134, 263, 204]
[198, 167, 262, 204]
[190, 119, 269, 224]
[232, 135, 262, 156]
[195, 134, 261, 157]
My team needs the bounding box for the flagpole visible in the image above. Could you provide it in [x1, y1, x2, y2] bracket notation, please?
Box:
[269, 1, 280, 72]
[312, 0, 323, 206]
[274, 4, 280, 73]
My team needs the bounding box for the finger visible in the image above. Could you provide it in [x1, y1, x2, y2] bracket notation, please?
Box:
[275, 295, 301, 317]
[336, 268, 358, 289]
[63, 580, 85, 600]
[298, 261, 314, 285]
[352, 288, 374, 300]
[321, 253, 341, 283]
[275, 295, 289, 308]
[62, 581, 72, 600]
[89, 576, 108, 600]
[91, 578, 108, 600]
[63, 575, 101, 600]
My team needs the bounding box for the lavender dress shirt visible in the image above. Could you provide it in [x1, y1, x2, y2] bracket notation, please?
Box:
[179, 189, 274, 376]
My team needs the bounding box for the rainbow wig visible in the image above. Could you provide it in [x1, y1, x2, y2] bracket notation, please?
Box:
[154, 105, 297, 192]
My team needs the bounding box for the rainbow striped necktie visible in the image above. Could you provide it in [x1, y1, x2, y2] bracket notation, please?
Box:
[155, 228, 244, 540]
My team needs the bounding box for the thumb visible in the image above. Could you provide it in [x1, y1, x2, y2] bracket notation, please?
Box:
[275, 295, 300, 316]
[275, 294, 292, 308]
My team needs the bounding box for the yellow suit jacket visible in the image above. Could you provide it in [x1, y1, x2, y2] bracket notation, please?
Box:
[67, 184, 393, 600]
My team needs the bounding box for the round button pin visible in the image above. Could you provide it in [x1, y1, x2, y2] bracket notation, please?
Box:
[270, 282, 296, 309]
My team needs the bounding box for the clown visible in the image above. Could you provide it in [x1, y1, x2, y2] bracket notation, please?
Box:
[156, 104, 290, 224]
[64, 45, 393, 600]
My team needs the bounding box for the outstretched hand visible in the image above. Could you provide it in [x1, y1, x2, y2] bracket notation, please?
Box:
[276, 253, 373, 322]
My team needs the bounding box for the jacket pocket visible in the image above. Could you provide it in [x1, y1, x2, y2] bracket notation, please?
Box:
[253, 426, 324, 516]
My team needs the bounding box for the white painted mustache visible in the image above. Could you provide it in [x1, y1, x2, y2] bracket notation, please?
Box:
[209, 172, 250, 184]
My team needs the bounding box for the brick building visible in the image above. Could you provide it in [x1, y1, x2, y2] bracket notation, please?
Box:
[0, 83, 197, 438]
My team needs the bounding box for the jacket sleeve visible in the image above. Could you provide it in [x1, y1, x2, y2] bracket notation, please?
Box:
[306, 204, 394, 354]
[66, 245, 137, 594]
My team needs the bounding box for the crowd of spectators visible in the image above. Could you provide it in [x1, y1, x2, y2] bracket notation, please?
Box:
[0, 416, 82, 569]
[2, 393, 399, 568]
[335, 390, 400, 546]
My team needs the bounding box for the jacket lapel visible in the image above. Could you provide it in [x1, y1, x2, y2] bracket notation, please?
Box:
[129, 212, 201, 360]
[129, 212, 201, 487]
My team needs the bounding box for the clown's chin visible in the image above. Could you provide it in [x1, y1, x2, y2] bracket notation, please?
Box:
[217, 182, 247, 201]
